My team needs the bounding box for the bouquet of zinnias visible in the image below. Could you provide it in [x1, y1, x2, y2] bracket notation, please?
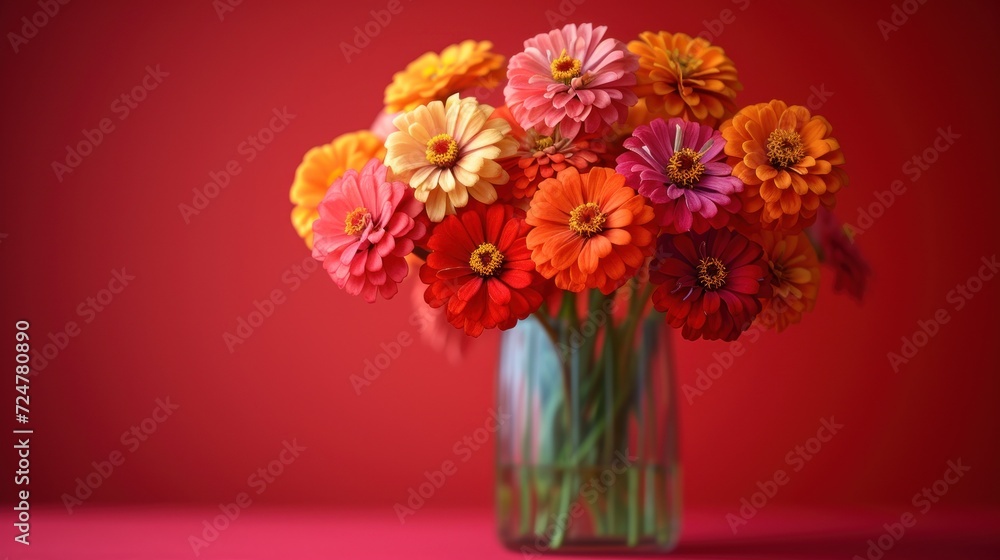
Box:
[288, 23, 870, 345]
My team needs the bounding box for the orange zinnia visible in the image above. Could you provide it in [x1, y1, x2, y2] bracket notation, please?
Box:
[289, 131, 384, 249]
[628, 31, 741, 126]
[384, 40, 505, 113]
[722, 100, 847, 232]
[526, 167, 657, 294]
[755, 231, 821, 332]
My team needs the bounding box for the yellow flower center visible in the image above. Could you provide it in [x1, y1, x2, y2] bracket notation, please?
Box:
[550, 50, 582, 83]
[344, 207, 370, 236]
[469, 242, 505, 277]
[766, 129, 806, 169]
[535, 136, 554, 150]
[568, 202, 606, 237]
[697, 256, 728, 291]
[670, 49, 702, 76]
[666, 147, 706, 187]
[425, 133, 459, 167]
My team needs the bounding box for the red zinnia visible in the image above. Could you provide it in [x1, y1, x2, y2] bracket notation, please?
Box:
[420, 202, 545, 336]
[650, 228, 770, 342]
[810, 207, 870, 300]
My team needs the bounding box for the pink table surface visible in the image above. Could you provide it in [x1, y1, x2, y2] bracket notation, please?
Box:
[5, 506, 999, 559]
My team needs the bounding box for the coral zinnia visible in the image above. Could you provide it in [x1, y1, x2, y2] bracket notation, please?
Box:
[650, 228, 769, 342]
[628, 31, 741, 126]
[385, 94, 517, 222]
[617, 117, 742, 233]
[526, 167, 657, 294]
[722, 99, 848, 232]
[505, 23, 638, 139]
[384, 40, 505, 113]
[312, 159, 426, 303]
[289, 131, 384, 249]
[420, 202, 544, 337]
[493, 105, 603, 203]
[754, 231, 820, 332]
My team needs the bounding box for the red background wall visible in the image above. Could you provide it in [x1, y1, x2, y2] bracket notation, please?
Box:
[1, 0, 998, 516]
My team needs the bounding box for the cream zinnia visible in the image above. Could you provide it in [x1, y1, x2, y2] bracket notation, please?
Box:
[385, 94, 516, 222]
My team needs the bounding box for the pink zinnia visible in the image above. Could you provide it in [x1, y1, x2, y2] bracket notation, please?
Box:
[504, 23, 638, 139]
[617, 118, 742, 234]
[312, 159, 426, 302]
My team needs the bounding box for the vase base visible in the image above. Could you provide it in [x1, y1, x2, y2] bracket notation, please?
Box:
[500, 534, 681, 555]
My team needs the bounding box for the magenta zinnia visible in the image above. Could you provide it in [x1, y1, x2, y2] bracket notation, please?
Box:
[312, 159, 426, 302]
[617, 118, 742, 234]
[504, 23, 638, 139]
[650, 228, 770, 342]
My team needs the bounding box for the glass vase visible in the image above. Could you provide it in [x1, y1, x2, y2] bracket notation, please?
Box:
[496, 288, 681, 554]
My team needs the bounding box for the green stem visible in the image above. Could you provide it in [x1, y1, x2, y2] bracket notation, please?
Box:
[518, 331, 535, 538]
[549, 467, 576, 549]
[532, 309, 560, 348]
[627, 467, 639, 545]
[532, 308, 572, 432]
[547, 293, 579, 550]
[532, 283, 667, 548]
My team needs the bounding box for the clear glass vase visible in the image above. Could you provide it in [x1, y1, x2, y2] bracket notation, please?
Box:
[496, 288, 681, 554]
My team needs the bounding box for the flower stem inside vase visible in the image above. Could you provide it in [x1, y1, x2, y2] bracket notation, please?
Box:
[497, 283, 681, 553]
